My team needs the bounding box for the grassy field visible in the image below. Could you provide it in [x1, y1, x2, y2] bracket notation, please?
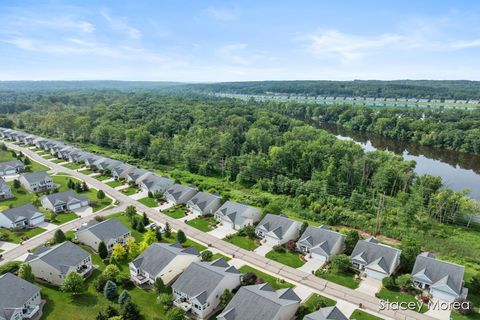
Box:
[83, 188, 112, 212]
[162, 206, 187, 219]
[377, 288, 428, 313]
[265, 250, 305, 268]
[349, 310, 383, 320]
[211, 253, 231, 261]
[238, 265, 293, 289]
[224, 234, 259, 251]
[186, 216, 218, 232]
[138, 197, 158, 208]
[0, 227, 46, 244]
[315, 269, 360, 289]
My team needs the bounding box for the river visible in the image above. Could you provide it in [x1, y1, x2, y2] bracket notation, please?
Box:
[317, 123, 480, 200]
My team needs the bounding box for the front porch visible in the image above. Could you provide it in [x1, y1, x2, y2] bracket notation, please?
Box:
[174, 297, 192, 312]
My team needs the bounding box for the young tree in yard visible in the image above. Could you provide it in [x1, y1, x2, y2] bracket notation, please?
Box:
[176, 230, 186, 244]
[75, 182, 83, 193]
[118, 290, 131, 305]
[111, 243, 127, 261]
[81, 181, 89, 192]
[164, 222, 171, 237]
[18, 263, 34, 282]
[154, 277, 166, 294]
[396, 274, 412, 291]
[23, 157, 31, 165]
[126, 205, 136, 216]
[242, 224, 256, 239]
[98, 241, 108, 259]
[330, 254, 351, 273]
[104, 280, 118, 301]
[142, 212, 149, 225]
[300, 221, 309, 235]
[94, 275, 108, 293]
[148, 191, 153, 198]
[97, 189, 105, 200]
[344, 230, 360, 255]
[53, 229, 66, 244]
[157, 293, 173, 309]
[121, 301, 141, 320]
[131, 216, 138, 230]
[61, 272, 84, 295]
[126, 237, 141, 260]
[220, 289, 233, 307]
[13, 179, 20, 189]
[155, 228, 163, 242]
[241, 272, 257, 285]
[165, 307, 185, 320]
[141, 229, 156, 246]
[400, 237, 422, 273]
[136, 220, 145, 233]
[103, 264, 120, 282]
[67, 179, 75, 189]
[285, 240, 296, 252]
[382, 277, 397, 290]
[201, 250, 213, 261]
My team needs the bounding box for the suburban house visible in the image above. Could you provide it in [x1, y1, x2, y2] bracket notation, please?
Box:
[0, 204, 44, 230]
[129, 243, 200, 286]
[40, 190, 89, 213]
[217, 283, 301, 320]
[0, 273, 43, 320]
[138, 174, 174, 194]
[23, 135, 38, 145]
[0, 160, 25, 175]
[66, 149, 85, 163]
[172, 258, 241, 319]
[304, 306, 349, 320]
[0, 178, 13, 200]
[214, 201, 261, 230]
[411, 252, 468, 302]
[111, 163, 136, 180]
[19, 172, 55, 193]
[75, 218, 131, 252]
[26, 241, 93, 286]
[125, 168, 150, 185]
[297, 225, 346, 263]
[93, 158, 122, 172]
[255, 214, 302, 246]
[80, 153, 102, 166]
[186, 191, 222, 216]
[164, 184, 198, 205]
[350, 237, 401, 280]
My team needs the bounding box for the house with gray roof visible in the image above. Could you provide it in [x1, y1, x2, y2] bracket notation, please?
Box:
[172, 259, 241, 319]
[111, 163, 136, 180]
[214, 201, 261, 230]
[19, 172, 55, 193]
[186, 191, 222, 216]
[93, 158, 122, 172]
[304, 306, 349, 320]
[217, 283, 301, 320]
[255, 214, 302, 246]
[0, 273, 42, 320]
[125, 168, 151, 184]
[40, 190, 89, 213]
[0, 178, 13, 200]
[0, 204, 44, 230]
[350, 237, 401, 280]
[138, 174, 174, 194]
[0, 160, 25, 176]
[66, 149, 85, 163]
[80, 153, 102, 166]
[165, 184, 198, 205]
[75, 218, 131, 252]
[411, 252, 468, 302]
[130, 243, 200, 286]
[297, 226, 346, 263]
[26, 241, 93, 286]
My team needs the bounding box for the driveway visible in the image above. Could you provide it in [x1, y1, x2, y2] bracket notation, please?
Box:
[179, 211, 201, 222]
[253, 243, 273, 256]
[72, 206, 93, 218]
[336, 299, 360, 318]
[424, 299, 452, 320]
[294, 284, 316, 302]
[130, 190, 148, 200]
[2, 174, 19, 181]
[38, 222, 58, 231]
[0, 241, 19, 252]
[207, 224, 236, 239]
[157, 202, 174, 211]
[297, 257, 324, 274]
[356, 277, 382, 296]
[115, 184, 129, 191]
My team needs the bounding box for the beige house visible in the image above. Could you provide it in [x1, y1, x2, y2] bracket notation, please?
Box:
[0, 273, 43, 320]
[75, 218, 131, 252]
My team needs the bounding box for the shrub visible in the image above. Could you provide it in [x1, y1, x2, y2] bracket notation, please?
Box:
[382, 277, 397, 290]
[118, 290, 131, 305]
[241, 272, 257, 285]
[165, 307, 185, 320]
[396, 274, 412, 291]
[53, 230, 66, 244]
[330, 254, 351, 274]
[273, 245, 285, 253]
[121, 301, 141, 320]
[102, 264, 120, 282]
[157, 293, 173, 309]
[94, 275, 108, 292]
[285, 240, 297, 252]
[176, 230, 186, 244]
[201, 250, 213, 262]
[98, 241, 108, 259]
[97, 190, 105, 200]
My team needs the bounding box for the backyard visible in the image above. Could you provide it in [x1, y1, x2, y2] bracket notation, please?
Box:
[0, 226, 46, 244]
[265, 249, 305, 268]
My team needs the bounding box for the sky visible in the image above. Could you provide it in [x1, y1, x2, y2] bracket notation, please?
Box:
[1, 0, 480, 82]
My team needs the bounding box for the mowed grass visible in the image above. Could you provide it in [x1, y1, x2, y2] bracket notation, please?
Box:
[43, 211, 79, 225]
[0, 184, 38, 208]
[0, 149, 17, 162]
[121, 186, 139, 196]
[211, 253, 231, 261]
[162, 206, 187, 219]
[315, 269, 360, 289]
[224, 234, 259, 251]
[349, 310, 383, 320]
[377, 288, 428, 313]
[106, 180, 124, 188]
[138, 197, 158, 208]
[301, 293, 336, 317]
[265, 250, 305, 268]
[239, 265, 293, 289]
[0, 227, 46, 244]
[186, 216, 218, 232]
[62, 162, 82, 170]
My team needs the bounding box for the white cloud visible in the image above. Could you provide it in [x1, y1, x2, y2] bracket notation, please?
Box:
[100, 10, 141, 39]
[215, 43, 276, 66]
[204, 6, 238, 22]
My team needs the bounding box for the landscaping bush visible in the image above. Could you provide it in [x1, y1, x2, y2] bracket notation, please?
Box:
[285, 240, 297, 252]
[241, 271, 257, 285]
[330, 254, 352, 273]
[94, 274, 107, 292]
[201, 250, 213, 262]
[102, 264, 120, 282]
[157, 293, 173, 310]
[0, 261, 21, 275]
[273, 245, 286, 253]
[382, 276, 397, 290]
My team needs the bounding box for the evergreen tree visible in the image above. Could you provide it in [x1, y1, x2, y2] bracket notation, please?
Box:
[103, 280, 118, 301]
[97, 189, 105, 200]
[154, 277, 166, 294]
[176, 230, 186, 244]
[121, 301, 141, 320]
[118, 290, 131, 305]
[137, 220, 145, 233]
[98, 241, 108, 259]
[82, 181, 89, 191]
[142, 212, 149, 226]
[18, 263, 35, 282]
[126, 205, 136, 216]
[164, 222, 171, 238]
[155, 228, 163, 242]
[344, 230, 360, 255]
[53, 229, 66, 244]
[13, 179, 20, 189]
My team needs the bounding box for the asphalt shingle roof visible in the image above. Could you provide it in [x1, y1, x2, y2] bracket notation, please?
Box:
[215, 201, 260, 227]
[0, 160, 24, 172]
[351, 238, 401, 274]
[298, 226, 345, 257]
[256, 214, 300, 240]
[77, 218, 130, 242]
[1, 204, 42, 223]
[304, 306, 349, 320]
[188, 191, 221, 211]
[41, 190, 88, 207]
[0, 273, 40, 319]
[20, 171, 51, 184]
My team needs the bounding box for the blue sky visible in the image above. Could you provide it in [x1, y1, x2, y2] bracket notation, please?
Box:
[1, 0, 480, 81]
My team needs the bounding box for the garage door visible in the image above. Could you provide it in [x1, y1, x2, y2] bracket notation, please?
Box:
[5, 169, 16, 175]
[30, 215, 45, 226]
[69, 203, 81, 210]
[430, 289, 456, 303]
[311, 253, 327, 263]
[366, 269, 388, 280]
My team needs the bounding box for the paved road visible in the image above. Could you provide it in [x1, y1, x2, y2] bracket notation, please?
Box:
[3, 142, 438, 320]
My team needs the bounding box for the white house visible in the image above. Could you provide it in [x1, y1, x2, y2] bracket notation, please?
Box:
[164, 184, 198, 205]
[255, 214, 302, 246]
[0, 204, 44, 230]
[186, 191, 222, 216]
[0, 160, 24, 176]
[75, 218, 131, 252]
[19, 172, 55, 193]
[40, 190, 89, 213]
[214, 201, 261, 230]
[0, 273, 43, 320]
[138, 174, 174, 194]
[0, 178, 13, 200]
[297, 225, 346, 263]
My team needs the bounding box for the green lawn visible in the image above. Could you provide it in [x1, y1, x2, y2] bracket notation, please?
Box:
[0, 149, 17, 162]
[108, 212, 142, 240]
[106, 180, 124, 187]
[315, 269, 360, 289]
[265, 249, 305, 268]
[186, 216, 218, 232]
[377, 288, 428, 313]
[161, 231, 207, 252]
[52, 174, 78, 191]
[121, 186, 139, 196]
[211, 253, 231, 261]
[299, 293, 337, 319]
[0, 184, 38, 209]
[95, 175, 111, 181]
[79, 168, 95, 175]
[451, 311, 480, 320]
[138, 197, 158, 208]
[27, 160, 50, 172]
[224, 234, 259, 251]
[349, 310, 383, 320]
[162, 206, 187, 219]
[51, 158, 65, 163]
[239, 265, 293, 289]
[62, 162, 82, 170]
[0, 227, 46, 244]
[43, 211, 79, 225]
[83, 188, 112, 212]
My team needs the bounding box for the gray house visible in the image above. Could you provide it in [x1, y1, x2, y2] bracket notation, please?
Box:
[172, 259, 241, 319]
[0, 273, 42, 320]
[0, 178, 13, 200]
[0, 160, 25, 175]
[0, 204, 44, 230]
[214, 201, 261, 230]
[125, 168, 151, 185]
[217, 283, 301, 320]
[164, 184, 198, 205]
[19, 172, 55, 193]
[304, 306, 349, 320]
[111, 163, 136, 180]
[130, 243, 200, 286]
[255, 214, 302, 246]
[93, 158, 122, 172]
[186, 191, 222, 216]
[76, 218, 131, 252]
[40, 190, 89, 213]
[26, 241, 93, 286]
[297, 226, 346, 263]
[138, 174, 174, 194]
[411, 252, 468, 302]
[350, 238, 401, 280]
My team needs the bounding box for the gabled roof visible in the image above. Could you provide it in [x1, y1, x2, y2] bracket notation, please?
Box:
[139, 174, 174, 192]
[131, 243, 199, 277]
[172, 258, 239, 304]
[187, 191, 221, 211]
[0, 204, 43, 223]
[76, 218, 130, 242]
[94, 158, 122, 170]
[20, 171, 51, 184]
[0, 160, 24, 171]
[304, 306, 349, 320]
[412, 252, 465, 295]
[351, 238, 401, 274]
[0, 273, 41, 319]
[126, 168, 150, 181]
[215, 201, 261, 226]
[111, 163, 135, 176]
[165, 184, 198, 201]
[217, 283, 300, 320]
[25, 241, 90, 275]
[0, 177, 10, 189]
[41, 190, 88, 207]
[298, 226, 345, 257]
[256, 214, 300, 240]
